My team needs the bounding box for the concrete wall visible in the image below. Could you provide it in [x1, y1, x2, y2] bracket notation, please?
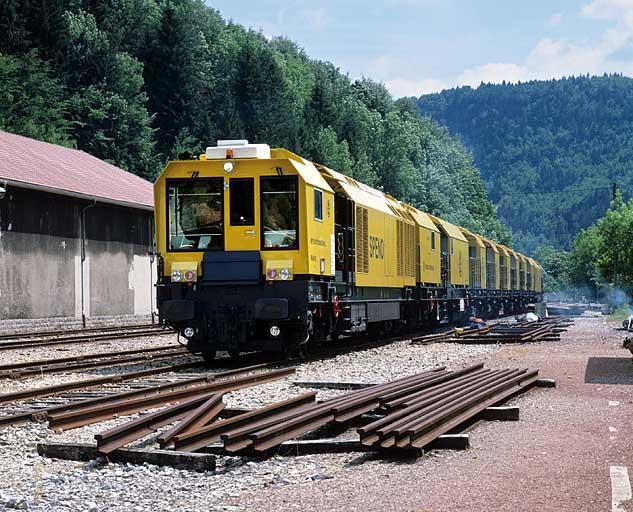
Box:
[0, 186, 155, 321]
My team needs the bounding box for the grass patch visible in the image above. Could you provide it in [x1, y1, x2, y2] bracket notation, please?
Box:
[609, 306, 631, 322]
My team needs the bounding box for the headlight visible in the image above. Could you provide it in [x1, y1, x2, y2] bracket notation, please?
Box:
[184, 270, 195, 282]
[269, 325, 281, 337]
[183, 326, 196, 339]
[279, 268, 290, 280]
[171, 270, 183, 282]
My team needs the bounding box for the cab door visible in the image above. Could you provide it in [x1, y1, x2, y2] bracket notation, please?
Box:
[224, 177, 259, 251]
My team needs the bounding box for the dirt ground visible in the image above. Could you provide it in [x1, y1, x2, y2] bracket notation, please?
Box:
[225, 314, 633, 512]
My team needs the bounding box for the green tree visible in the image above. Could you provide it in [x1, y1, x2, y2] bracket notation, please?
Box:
[0, 0, 512, 243]
[416, 74, 633, 252]
[595, 196, 633, 289]
[0, 50, 71, 145]
[532, 246, 570, 292]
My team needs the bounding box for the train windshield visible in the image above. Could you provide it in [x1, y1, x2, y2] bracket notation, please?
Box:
[168, 179, 224, 251]
[261, 176, 298, 250]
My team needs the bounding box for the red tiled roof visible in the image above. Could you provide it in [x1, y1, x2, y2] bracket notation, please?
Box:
[0, 130, 154, 209]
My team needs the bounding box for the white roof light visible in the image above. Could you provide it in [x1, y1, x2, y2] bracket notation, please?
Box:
[217, 139, 249, 147]
[206, 140, 271, 160]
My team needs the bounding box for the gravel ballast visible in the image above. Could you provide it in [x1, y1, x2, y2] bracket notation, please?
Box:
[0, 316, 630, 511]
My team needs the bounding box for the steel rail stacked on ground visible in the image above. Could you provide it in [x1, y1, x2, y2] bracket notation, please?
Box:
[411, 317, 573, 345]
[168, 363, 540, 456]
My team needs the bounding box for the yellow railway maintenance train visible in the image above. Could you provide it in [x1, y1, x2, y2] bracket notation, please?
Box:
[154, 140, 543, 360]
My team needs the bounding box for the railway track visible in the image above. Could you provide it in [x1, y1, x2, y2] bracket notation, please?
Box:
[0, 325, 427, 428]
[0, 344, 191, 379]
[0, 324, 173, 350]
[0, 317, 570, 448]
[0, 361, 287, 428]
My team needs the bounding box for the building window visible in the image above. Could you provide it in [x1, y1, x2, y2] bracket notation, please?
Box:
[168, 179, 223, 251]
[314, 188, 323, 221]
[261, 176, 298, 250]
[230, 178, 254, 226]
[431, 231, 436, 250]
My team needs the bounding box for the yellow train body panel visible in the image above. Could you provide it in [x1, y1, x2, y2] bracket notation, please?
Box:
[495, 243, 510, 290]
[353, 199, 416, 289]
[318, 166, 416, 290]
[461, 228, 487, 289]
[482, 238, 500, 289]
[508, 250, 518, 290]
[402, 205, 441, 285]
[154, 151, 335, 281]
[517, 254, 528, 291]
[429, 215, 469, 287]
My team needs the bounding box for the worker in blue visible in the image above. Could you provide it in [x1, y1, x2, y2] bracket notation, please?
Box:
[468, 315, 487, 329]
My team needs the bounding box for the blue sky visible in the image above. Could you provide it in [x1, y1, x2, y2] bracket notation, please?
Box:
[206, 0, 633, 96]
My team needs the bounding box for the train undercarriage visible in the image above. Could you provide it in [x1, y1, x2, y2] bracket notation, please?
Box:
[158, 271, 540, 360]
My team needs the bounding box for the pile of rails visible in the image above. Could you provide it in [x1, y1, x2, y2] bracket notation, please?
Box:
[411, 316, 573, 345]
[78, 363, 540, 458]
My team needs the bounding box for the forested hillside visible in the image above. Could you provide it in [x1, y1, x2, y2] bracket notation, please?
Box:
[0, 0, 509, 242]
[416, 75, 633, 252]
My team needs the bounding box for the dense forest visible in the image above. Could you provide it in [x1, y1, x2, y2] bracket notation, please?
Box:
[415, 75, 633, 253]
[534, 192, 633, 301]
[0, 0, 509, 243]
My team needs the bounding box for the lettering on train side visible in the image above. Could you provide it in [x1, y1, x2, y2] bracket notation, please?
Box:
[310, 238, 326, 247]
[369, 236, 384, 259]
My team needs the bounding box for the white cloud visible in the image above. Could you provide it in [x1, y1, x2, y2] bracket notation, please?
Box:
[385, 77, 447, 96]
[547, 12, 563, 27]
[581, 0, 633, 19]
[417, 0, 633, 93]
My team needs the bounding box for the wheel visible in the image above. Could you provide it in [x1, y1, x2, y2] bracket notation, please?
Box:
[201, 349, 217, 363]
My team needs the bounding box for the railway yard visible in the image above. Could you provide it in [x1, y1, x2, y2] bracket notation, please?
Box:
[0, 313, 626, 511]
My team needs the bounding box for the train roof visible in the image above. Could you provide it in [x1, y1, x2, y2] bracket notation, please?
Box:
[317, 164, 398, 216]
[400, 204, 440, 232]
[161, 144, 333, 192]
[271, 149, 334, 191]
[428, 215, 469, 243]
[460, 228, 486, 248]
[481, 238, 499, 253]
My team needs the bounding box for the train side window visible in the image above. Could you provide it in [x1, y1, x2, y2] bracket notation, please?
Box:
[230, 178, 254, 226]
[260, 176, 299, 250]
[314, 188, 323, 221]
[430, 232, 436, 250]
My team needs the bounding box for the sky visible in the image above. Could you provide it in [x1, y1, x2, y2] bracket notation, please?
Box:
[206, 0, 633, 97]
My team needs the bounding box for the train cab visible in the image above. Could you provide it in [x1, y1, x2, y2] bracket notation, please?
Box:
[154, 140, 335, 359]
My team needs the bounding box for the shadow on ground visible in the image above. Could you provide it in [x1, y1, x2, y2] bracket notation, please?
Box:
[584, 357, 633, 385]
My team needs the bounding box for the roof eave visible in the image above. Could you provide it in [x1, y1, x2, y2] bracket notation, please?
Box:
[3, 178, 154, 211]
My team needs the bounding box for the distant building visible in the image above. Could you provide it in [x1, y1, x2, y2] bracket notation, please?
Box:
[0, 130, 155, 326]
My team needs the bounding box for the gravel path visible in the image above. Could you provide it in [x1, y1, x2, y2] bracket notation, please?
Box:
[224, 314, 633, 512]
[0, 316, 630, 511]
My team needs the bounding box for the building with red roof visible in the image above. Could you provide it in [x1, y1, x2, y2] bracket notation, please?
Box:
[0, 130, 157, 326]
